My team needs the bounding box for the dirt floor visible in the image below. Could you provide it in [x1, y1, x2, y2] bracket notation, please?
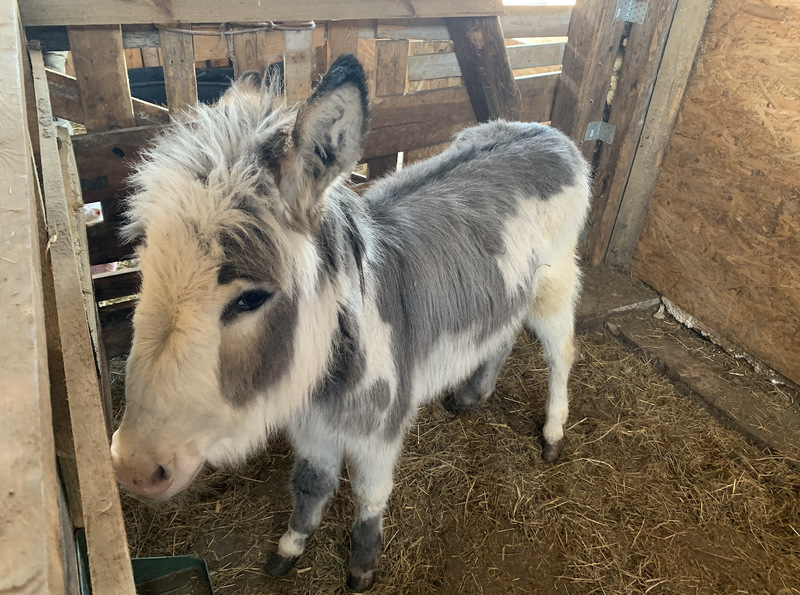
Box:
[116, 314, 800, 595]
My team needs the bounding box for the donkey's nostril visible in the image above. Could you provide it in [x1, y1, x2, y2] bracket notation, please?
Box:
[149, 464, 172, 487]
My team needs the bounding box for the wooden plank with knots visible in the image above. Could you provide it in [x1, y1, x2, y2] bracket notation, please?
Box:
[159, 25, 198, 115]
[327, 20, 359, 66]
[19, 0, 502, 27]
[548, 0, 625, 160]
[0, 5, 66, 592]
[446, 16, 523, 122]
[284, 29, 313, 106]
[29, 46, 136, 595]
[367, 39, 408, 180]
[66, 25, 136, 132]
[582, 0, 680, 265]
[605, 0, 715, 269]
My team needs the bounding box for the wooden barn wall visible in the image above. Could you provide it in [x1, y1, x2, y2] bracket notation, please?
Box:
[631, 0, 800, 384]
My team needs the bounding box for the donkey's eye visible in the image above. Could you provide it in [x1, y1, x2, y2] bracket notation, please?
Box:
[235, 290, 272, 313]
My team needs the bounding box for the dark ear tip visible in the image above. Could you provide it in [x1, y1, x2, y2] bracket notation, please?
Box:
[317, 54, 368, 99]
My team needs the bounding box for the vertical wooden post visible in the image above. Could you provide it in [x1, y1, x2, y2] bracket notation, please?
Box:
[582, 0, 680, 265]
[549, 0, 625, 160]
[1, 5, 67, 592]
[605, 0, 715, 269]
[30, 47, 137, 595]
[159, 25, 198, 115]
[366, 39, 408, 180]
[446, 16, 522, 122]
[66, 25, 135, 132]
[328, 20, 359, 64]
[284, 29, 313, 105]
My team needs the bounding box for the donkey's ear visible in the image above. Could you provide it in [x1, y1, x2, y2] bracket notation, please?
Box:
[279, 54, 369, 232]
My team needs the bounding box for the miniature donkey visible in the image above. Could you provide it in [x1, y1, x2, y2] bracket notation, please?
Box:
[111, 55, 590, 590]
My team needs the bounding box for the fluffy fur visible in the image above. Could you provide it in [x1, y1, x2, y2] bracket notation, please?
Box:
[111, 55, 590, 588]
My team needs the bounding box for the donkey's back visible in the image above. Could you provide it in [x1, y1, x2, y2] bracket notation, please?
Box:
[360, 120, 590, 416]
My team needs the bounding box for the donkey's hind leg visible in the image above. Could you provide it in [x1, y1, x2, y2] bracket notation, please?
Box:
[526, 256, 580, 463]
[443, 338, 514, 415]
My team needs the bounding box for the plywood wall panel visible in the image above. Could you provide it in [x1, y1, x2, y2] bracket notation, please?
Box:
[632, 0, 800, 384]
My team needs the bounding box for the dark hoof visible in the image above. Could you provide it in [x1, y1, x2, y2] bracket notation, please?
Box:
[542, 440, 563, 463]
[347, 570, 376, 592]
[442, 394, 472, 415]
[264, 552, 299, 577]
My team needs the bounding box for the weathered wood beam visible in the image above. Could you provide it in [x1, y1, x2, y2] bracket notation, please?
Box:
[159, 25, 198, 114]
[605, 0, 715, 269]
[582, 0, 680, 265]
[549, 0, 625, 160]
[67, 25, 136, 132]
[19, 0, 501, 27]
[446, 16, 522, 122]
[284, 29, 313, 105]
[46, 68, 170, 126]
[29, 46, 136, 595]
[0, 6, 66, 593]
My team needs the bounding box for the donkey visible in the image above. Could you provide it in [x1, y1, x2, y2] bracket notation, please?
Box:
[111, 55, 590, 590]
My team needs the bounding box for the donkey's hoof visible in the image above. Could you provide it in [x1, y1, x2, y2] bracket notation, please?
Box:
[442, 394, 473, 415]
[264, 552, 299, 577]
[542, 440, 563, 463]
[347, 570, 376, 592]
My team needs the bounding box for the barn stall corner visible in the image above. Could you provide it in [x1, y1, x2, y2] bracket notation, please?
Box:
[1, 0, 799, 593]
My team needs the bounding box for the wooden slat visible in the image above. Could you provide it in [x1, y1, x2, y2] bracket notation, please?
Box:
[582, 0, 680, 265]
[29, 46, 136, 595]
[67, 25, 136, 132]
[231, 29, 282, 78]
[47, 68, 170, 127]
[357, 38, 377, 99]
[71, 124, 162, 220]
[408, 41, 565, 81]
[87, 220, 136, 266]
[500, 4, 573, 39]
[57, 127, 115, 435]
[366, 72, 557, 157]
[549, 0, 625, 159]
[447, 16, 523, 122]
[99, 300, 136, 359]
[20, 0, 501, 26]
[141, 46, 160, 67]
[94, 268, 141, 302]
[605, 0, 715, 269]
[377, 6, 572, 41]
[328, 20, 359, 65]
[159, 25, 198, 114]
[375, 39, 408, 97]
[284, 29, 313, 105]
[0, 6, 66, 593]
[367, 39, 408, 179]
[124, 47, 143, 68]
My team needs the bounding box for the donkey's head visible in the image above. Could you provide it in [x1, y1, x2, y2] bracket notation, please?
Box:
[111, 56, 369, 500]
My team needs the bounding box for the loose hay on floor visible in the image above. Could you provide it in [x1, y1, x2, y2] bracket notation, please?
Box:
[115, 326, 800, 595]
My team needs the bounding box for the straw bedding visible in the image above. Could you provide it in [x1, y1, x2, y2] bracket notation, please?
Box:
[116, 318, 800, 594]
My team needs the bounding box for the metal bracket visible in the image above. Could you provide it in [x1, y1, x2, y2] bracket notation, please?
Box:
[614, 0, 648, 24]
[585, 121, 616, 144]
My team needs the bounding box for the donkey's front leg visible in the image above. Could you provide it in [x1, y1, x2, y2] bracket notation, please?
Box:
[265, 439, 343, 577]
[345, 439, 401, 591]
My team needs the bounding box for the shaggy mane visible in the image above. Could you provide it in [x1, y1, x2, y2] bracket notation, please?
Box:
[122, 75, 295, 245]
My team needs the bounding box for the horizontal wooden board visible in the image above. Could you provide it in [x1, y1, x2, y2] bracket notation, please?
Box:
[19, 0, 501, 27]
[71, 125, 162, 217]
[631, 0, 800, 385]
[408, 41, 564, 81]
[29, 23, 325, 54]
[366, 73, 557, 157]
[47, 68, 170, 126]
[93, 268, 141, 302]
[98, 301, 136, 358]
[376, 5, 572, 41]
